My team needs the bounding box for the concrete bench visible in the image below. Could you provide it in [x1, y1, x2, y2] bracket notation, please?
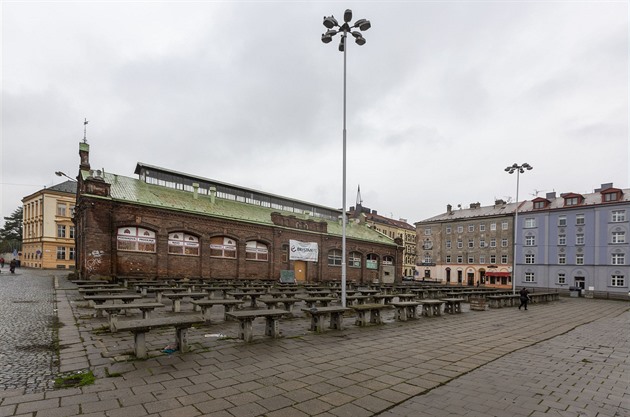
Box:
[114, 315, 205, 358]
[161, 292, 209, 312]
[225, 309, 290, 342]
[441, 298, 464, 314]
[301, 306, 351, 332]
[529, 292, 560, 303]
[419, 300, 445, 317]
[191, 299, 245, 321]
[390, 301, 421, 321]
[78, 287, 128, 296]
[258, 297, 300, 312]
[487, 295, 520, 308]
[299, 297, 336, 308]
[83, 294, 144, 309]
[371, 294, 397, 305]
[93, 302, 165, 328]
[345, 295, 372, 306]
[350, 303, 392, 326]
[226, 291, 266, 309]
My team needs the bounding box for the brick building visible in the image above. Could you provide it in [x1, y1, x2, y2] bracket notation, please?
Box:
[74, 142, 402, 282]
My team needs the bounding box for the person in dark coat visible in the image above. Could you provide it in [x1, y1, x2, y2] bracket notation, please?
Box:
[518, 287, 530, 310]
[9, 259, 16, 273]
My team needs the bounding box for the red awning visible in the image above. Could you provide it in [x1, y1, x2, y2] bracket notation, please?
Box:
[484, 272, 511, 277]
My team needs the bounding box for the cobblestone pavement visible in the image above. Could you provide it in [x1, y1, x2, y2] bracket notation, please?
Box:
[0, 268, 57, 393]
[0, 271, 628, 417]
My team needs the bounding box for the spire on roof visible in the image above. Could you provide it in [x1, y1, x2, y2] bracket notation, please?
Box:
[356, 184, 363, 207]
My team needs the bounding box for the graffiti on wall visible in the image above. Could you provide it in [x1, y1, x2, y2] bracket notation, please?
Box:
[86, 250, 105, 274]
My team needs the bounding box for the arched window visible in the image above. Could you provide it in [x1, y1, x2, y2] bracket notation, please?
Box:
[383, 255, 394, 265]
[366, 253, 379, 270]
[210, 236, 237, 259]
[328, 249, 342, 266]
[117, 227, 156, 253]
[168, 232, 199, 256]
[246, 241, 268, 261]
[349, 251, 362, 268]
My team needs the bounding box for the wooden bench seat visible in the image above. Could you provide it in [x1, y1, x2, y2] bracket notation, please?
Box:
[390, 301, 421, 321]
[114, 315, 205, 358]
[301, 306, 351, 332]
[191, 299, 245, 321]
[225, 309, 290, 342]
[350, 303, 392, 326]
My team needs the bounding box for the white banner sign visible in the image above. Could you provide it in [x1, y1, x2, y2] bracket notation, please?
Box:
[289, 240, 319, 262]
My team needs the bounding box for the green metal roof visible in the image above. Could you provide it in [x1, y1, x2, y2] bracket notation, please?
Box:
[84, 172, 396, 246]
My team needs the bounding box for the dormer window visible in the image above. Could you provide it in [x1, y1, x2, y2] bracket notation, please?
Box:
[532, 198, 549, 210]
[601, 187, 622, 203]
[562, 193, 583, 207]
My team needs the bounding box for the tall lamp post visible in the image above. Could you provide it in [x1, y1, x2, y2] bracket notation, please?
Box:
[321, 9, 371, 307]
[504, 163, 533, 294]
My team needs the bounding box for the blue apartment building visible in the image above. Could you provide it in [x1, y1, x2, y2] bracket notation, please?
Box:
[516, 183, 628, 299]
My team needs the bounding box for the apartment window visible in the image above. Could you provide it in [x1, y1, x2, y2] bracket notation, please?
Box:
[490, 223, 497, 231]
[525, 254, 535, 264]
[209, 236, 237, 258]
[501, 239, 508, 247]
[479, 224, 485, 232]
[501, 222, 508, 230]
[468, 239, 474, 248]
[612, 253, 625, 265]
[69, 247, 76, 260]
[56, 203, 66, 216]
[576, 234, 585, 245]
[524, 218, 536, 228]
[611, 210, 626, 222]
[479, 255, 485, 264]
[169, 233, 200, 256]
[525, 236, 535, 246]
[446, 226, 451, 234]
[422, 255, 432, 264]
[349, 252, 361, 268]
[479, 239, 486, 248]
[456, 256, 462, 263]
[576, 254, 584, 265]
[490, 255, 497, 264]
[558, 215, 567, 226]
[576, 214, 585, 225]
[557, 273, 566, 284]
[57, 225, 66, 238]
[69, 226, 75, 239]
[328, 249, 342, 266]
[558, 235, 566, 245]
[611, 275, 625, 287]
[446, 255, 451, 263]
[468, 225, 474, 232]
[524, 272, 535, 282]
[558, 254, 566, 265]
[446, 240, 452, 249]
[457, 239, 463, 249]
[56, 246, 66, 260]
[457, 226, 464, 233]
[501, 255, 508, 264]
[117, 227, 157, 253]
[424, 228, 431, 236]
[245, 241, 268, 261]
[490, 238, 496, 248]
[612, 231, 626, 244]
[468, 256, 474, 264]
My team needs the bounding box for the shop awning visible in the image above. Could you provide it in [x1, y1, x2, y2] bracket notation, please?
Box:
[484, 272, 511, 277]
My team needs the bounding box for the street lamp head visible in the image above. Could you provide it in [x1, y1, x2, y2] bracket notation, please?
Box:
[354, 35, 366, 46]
[55, 171, 64, 177]
[323, 15, 338, 29]
[344, 9, 353, 23]
[354, 19, 371, 31]
[321, 33, 333, 43]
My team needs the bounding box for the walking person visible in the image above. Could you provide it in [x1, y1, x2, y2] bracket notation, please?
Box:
[518, 287, 530, 310]
[9, 259, 16, 274]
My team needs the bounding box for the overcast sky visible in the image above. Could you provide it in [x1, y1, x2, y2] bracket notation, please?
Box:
[1, 1, 628, 229]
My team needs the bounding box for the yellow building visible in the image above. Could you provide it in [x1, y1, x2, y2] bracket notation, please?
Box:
[22, 181, 77, 269]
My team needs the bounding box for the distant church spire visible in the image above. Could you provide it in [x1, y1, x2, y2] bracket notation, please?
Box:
[82, 118, 89, 143]
[356, 185, 363, 207]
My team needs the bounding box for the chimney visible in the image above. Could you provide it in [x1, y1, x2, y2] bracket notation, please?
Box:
[546, 191, 556, 199]
[192, 183, 199, 199]
[447, 204, 452, 214]
[209, 186, 216, 204]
